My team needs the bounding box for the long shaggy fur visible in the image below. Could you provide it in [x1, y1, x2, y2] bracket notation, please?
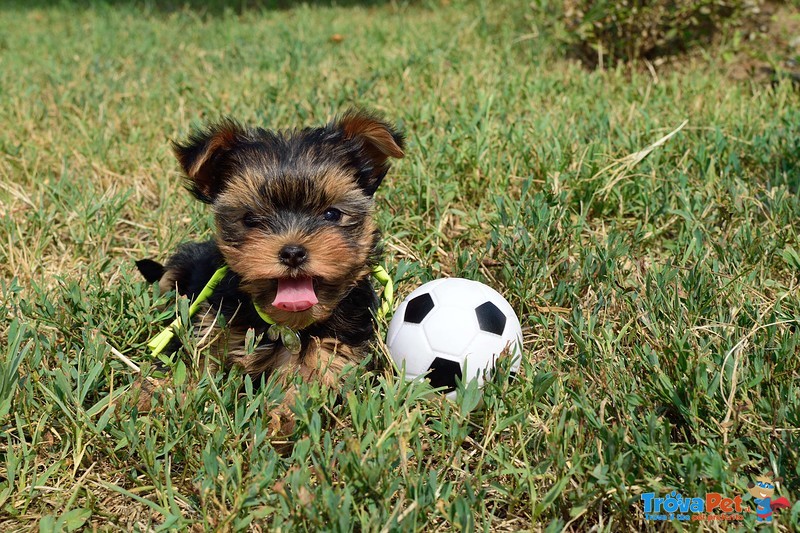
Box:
[137, 110, 404, 428]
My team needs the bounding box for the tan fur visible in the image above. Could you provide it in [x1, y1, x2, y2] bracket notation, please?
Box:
[316, 166, 365, 203]
[218, 234, 291, 282]
[190, 125, 239, 177]
[130, 375, 170, 413]
[303, 227, 369, 280]
[175, 121, 243, 199]
[189, 304, 358, 382]
[158, 111, 404, 441]
[340, 113, 405, 159]
[217, 207, 375, 286]
[158, 268, 179, 293]
[185, 305, 359, 436]
[221, 165, 271, 203]
[268, 337, 360, 435]
[216, 206, 376, 332]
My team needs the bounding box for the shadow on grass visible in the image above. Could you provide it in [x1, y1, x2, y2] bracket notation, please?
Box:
[1, 0, 419, 15]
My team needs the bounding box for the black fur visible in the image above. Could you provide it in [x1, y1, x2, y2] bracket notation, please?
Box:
[137, 109, 403, 388]
[171, 110, 405, 203]
[135, 259, 165, 284]
[150, 240, 378, 376]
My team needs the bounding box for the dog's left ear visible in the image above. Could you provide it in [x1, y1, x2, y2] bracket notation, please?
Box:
[172, 119, 245, 203]
[336, 110, 405, 195]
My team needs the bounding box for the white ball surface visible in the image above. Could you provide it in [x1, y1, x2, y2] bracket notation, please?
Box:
[386, 278, 523, 398]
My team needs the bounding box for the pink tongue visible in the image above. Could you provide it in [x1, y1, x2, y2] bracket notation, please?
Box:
[272, 277, 318, 312]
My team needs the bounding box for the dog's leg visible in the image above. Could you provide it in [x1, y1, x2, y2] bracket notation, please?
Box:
[268, 338, 359, 436]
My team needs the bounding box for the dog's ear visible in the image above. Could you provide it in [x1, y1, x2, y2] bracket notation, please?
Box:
[335, 109, 405, 195]
[172, 119, 244, 203]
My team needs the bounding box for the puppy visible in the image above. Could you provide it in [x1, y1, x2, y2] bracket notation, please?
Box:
[137, 110, 404, 432]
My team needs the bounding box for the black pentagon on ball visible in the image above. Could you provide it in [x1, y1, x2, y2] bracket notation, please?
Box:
[404, 293, 435, 324]
[426, 357, 462, 393]
[475, 301, 506, 335]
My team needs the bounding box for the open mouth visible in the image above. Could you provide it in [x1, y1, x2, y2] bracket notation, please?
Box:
[272, 276, 318, 312]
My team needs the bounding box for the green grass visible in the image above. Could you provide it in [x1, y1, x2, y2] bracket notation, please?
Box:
[1, 0, 800, 530]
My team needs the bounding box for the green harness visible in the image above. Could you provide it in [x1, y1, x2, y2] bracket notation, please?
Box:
[148, 265, 394, 356]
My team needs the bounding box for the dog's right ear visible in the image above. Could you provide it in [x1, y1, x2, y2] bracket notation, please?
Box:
[172, 119, 245, 203]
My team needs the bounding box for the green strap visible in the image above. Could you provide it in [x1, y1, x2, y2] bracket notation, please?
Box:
[252, 302, 276, 325]
[372, 264, 394, 319]
[148, 263, 394, 356]
[148, 265, 229, 355]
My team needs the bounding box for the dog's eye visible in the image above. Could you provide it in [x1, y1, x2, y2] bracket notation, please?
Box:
[322, 208, 343, 222]
[242, 212, 259, 228]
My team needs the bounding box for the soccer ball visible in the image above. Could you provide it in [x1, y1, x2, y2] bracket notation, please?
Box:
[386, 278, 523, 398]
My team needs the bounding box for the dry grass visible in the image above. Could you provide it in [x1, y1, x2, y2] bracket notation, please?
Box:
[1, 0, 799, 531]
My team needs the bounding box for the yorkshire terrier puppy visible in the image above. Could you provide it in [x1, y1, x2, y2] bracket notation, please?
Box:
[136, 110, 404, 432]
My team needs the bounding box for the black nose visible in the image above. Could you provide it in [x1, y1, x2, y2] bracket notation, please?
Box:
[278, 244, 308, 268]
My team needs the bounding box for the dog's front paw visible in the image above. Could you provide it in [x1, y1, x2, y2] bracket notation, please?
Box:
[268, 399, 297, 455]
[130, 375, 171, 413]
[269, 403, 296, 437]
